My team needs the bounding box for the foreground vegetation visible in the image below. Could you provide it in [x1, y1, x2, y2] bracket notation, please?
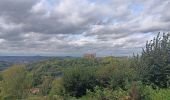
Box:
[0, 33, 170, 100]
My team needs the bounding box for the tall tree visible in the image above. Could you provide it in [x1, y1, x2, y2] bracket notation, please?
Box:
[140, 33, 170, 88]
[0, 65, 32, 99]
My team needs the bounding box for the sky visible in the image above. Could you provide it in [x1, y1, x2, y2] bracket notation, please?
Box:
[0, 0, 170, 56]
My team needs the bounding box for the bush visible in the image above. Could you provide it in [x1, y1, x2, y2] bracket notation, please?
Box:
[63, 66, 97, 97]
[110, 59, 136, 90]
[96, 66, 114, 87]
[135, 81, 170, 100]
[81, 86, 128, 100]
[48, 78, 67, 100]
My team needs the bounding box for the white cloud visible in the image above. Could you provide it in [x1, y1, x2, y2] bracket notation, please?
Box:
[0, 0, 169, 56]
[31, 0, 48, 15]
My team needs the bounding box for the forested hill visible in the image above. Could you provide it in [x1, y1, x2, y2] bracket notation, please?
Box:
[0, 61, 12, 71]
[0, 56, 53, 64]
[0, 56, 76, 71]
[0, 33, 169, 100]
[0, 56, 53, 71]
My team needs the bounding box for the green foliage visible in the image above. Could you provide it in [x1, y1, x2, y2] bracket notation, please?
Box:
[49, 78, 65, 96]
[96, 66, 114, 87]
[0, 65, 32, 99]
[152, 88, 170, 100]
[27, 58, 101, 87]
[63, 66, 97, 97]
[110, 59, 136, 90]
[40, 76, 53, 96]
[0, 61, 12, 71]
[80, 86, 128, 100]
[134, 82, 170, 100]
[27, 61, 62, 87]
[26, 96, 47, 100]
[0, 32, 169, 100]
[48, 78, 66, 100]
[135, 33, 170, 88]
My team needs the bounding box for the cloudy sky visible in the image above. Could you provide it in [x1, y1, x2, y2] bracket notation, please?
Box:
[0, 0, 170, 56]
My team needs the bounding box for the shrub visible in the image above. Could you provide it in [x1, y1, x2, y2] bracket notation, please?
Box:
[63, 66, 97, 97]
[135, 81, 170, 100]
[110, 60, 136, 90]
[82, 86, 128, 100]
[96, 66, 114, 87]
[48, 78, 67, 100]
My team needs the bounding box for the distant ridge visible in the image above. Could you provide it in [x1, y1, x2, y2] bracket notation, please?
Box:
[0, 56, 52, 64]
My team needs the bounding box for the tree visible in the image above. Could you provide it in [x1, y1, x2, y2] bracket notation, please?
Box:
[0, 65, 32, 99]
[40, 76, 53, 96]
[139, 33, 170, 88]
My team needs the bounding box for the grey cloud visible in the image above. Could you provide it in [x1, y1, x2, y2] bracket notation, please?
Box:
[0, 0, 37, 23]
[0, 0, 170, 56]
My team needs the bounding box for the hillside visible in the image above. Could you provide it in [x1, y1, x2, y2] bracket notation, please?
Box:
[0, 33, 169, 100]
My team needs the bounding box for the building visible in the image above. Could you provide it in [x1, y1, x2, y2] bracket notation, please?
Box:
[83, 53, 96, 59]
[30, 88, 40, 94]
